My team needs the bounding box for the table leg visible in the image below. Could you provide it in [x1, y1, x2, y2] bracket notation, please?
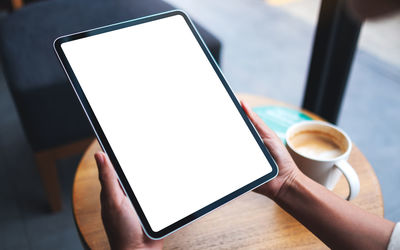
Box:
[302, 0, 362, 124]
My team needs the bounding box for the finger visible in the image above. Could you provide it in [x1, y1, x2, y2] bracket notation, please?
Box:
[95, 152, 124, 205]
[240, 100, 277, 140]
[240, 100, 287, 157]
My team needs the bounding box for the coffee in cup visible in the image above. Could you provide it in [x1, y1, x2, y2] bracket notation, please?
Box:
[289, 130, 346, 160]
[286, 121, 360, 200]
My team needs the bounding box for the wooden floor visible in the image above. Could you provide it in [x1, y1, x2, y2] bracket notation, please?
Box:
[0, 1, 399, 249]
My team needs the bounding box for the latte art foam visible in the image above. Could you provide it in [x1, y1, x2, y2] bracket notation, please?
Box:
[290, 131, 345, 160]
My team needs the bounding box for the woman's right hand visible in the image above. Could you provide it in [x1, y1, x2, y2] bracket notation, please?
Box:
[240, 100, 300, 201]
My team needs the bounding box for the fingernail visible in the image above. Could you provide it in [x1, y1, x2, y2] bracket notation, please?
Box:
[241, 100, 248, 109]
[95, 152, 104, 167]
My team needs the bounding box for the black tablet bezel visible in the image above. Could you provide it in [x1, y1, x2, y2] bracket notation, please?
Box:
[54, 10, 278, 239]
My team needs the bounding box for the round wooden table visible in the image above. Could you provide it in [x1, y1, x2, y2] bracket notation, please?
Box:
[72, 94, 384, 249]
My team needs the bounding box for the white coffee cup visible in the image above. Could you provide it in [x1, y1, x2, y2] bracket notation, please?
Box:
[285, 121, 360, 200]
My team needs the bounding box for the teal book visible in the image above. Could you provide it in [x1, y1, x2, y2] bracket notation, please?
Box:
[252, 106, 312, 142]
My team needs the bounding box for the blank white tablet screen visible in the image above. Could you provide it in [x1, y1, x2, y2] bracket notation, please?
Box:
[61, 14, 273, 232]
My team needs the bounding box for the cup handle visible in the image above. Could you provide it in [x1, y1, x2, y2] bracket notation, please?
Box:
[334, 160, 360, 200]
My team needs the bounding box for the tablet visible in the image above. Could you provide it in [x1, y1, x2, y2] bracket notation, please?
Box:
[54, 10, 278, 239]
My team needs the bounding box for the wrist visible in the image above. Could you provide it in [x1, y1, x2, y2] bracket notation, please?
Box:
[274, 168, 304, 203]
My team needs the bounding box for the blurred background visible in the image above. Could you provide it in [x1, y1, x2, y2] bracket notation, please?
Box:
[0, 0, 399, 249]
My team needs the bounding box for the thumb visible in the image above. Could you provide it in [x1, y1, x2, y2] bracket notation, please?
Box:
[95, 152, 124, 206]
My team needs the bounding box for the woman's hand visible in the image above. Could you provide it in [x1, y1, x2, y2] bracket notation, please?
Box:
[240, 100, 300, 200]
[95, 152, 163, 250]
[241, 100, 396, 249]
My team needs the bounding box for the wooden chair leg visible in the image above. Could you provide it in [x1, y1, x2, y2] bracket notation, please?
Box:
[35, 151, 62, 212]
[11, 0, 23, 10]
[34, 137, 94, 212]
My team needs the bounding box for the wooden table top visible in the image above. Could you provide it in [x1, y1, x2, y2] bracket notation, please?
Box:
[72, 94, 384, 249]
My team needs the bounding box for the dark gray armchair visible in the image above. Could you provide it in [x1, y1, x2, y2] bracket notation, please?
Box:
[0, 0, 221, 211]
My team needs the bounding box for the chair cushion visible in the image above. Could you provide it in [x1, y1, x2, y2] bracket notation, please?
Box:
[0, 0, 221, 151]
